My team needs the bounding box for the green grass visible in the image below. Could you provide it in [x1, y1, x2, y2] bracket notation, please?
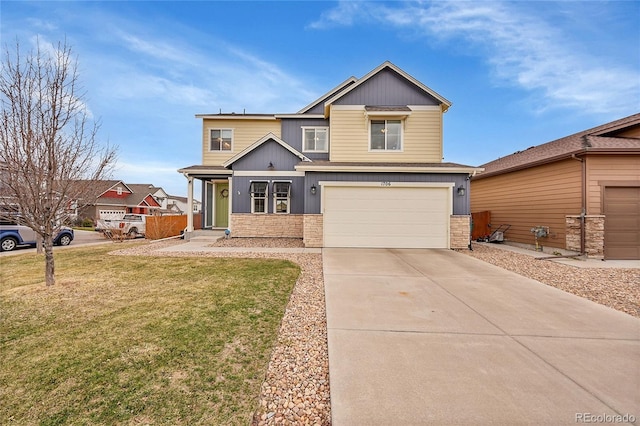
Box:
[0, 245, 300, 425]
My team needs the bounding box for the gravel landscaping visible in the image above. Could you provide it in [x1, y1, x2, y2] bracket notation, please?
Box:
[112, 237, 638, 426]
[459, 243, 640, 318]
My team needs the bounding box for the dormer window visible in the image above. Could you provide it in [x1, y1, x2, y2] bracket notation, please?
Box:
[370, 120, 402, 151]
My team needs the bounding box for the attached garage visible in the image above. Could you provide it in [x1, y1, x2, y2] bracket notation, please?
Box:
[322, 182, 453, 248]
[604, 186, 640, 260]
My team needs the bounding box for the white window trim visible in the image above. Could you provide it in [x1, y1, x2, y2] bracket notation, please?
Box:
[272, 181, 292, 214]
[301, 126, 329, 153]
[209, 128, 234, 152]
[368, 119, 404, 152]
[250, 181, 268, 214]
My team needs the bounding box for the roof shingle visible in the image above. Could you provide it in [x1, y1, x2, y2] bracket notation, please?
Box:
[477, 113, 640, 178]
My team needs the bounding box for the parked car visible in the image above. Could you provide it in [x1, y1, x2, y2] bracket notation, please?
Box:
[96, 214, 148, 239]
[0, 224, 74, 252]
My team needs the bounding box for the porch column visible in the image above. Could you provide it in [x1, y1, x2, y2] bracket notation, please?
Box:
[186, 174, 194, 233]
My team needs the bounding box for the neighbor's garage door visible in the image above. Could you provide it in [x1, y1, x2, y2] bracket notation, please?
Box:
[323, 184, 451, 248]
[604, 186, 640, 260]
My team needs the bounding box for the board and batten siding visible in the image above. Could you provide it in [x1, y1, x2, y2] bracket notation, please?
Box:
[305, 172, 468, 215]
[585, 155, 640, 215]
[329, 106, 442, 162]
[201, 119, 281, 166]
[471, 159, 582, 248]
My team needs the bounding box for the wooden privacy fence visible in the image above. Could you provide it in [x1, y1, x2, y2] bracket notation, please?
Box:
[145, 214, 202, 240]
[471, 210, 491, 240]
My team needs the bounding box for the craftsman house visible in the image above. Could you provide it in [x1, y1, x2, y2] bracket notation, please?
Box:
[471, 113, 640, 260]
[179, 61, 482, 248]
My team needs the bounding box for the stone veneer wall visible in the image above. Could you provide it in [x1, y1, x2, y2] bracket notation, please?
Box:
[303, 214, 323, 248]
[565, 215, 605, 258]
[230, 214, 303, 238]
[450, 215, 471, 249]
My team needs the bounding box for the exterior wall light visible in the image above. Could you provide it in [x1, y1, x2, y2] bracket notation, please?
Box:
[457, 186, 465, 196]
[310, 185, 317, 195]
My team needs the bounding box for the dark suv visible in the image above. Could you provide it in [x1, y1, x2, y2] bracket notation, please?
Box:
[0, 223, 74, 252]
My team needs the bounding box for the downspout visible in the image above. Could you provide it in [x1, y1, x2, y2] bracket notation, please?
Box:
[571, 154, 586, 254]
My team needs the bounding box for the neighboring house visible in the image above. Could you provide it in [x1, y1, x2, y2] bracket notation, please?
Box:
[179, 61, 482, 249]
[169, 195, 201, 214]
[471, 113, 640, 260]
[77, 180, 162, 221]
[151, 188, 202, 215]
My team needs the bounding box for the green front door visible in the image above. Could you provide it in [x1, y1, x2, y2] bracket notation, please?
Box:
[214, 183, 229, 228]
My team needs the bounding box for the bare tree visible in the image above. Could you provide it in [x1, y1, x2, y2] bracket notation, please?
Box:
[0, 38, 117, 286]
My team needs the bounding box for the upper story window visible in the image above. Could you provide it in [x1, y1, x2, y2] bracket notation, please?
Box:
[273, 182, 291, 214]
[302, 127, 329, 152]
[116, 186, 123, 195]
[370, 120, 402, 151]
[210, 129, 233, 151]
[250, 181, 268, 214]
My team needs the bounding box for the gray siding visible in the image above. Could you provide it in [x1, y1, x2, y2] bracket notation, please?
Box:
[231, 139, 301, 171]
[306, 102, 325, 115]
[303, 80, 356, 114]
[333, 68, 440, 107]
[232, 175, 305, 214]
[281, 118, 330, 161]
[304, 172, 469, 215]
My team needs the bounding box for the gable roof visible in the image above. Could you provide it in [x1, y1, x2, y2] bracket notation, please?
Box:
[94, 183, 162, 208]
[93, 180, 131, 197]
[296, 76, 358, 115]
[476, 113, 640, 179]
[222, 133, 311, 168]
[322, 61, 452, 116]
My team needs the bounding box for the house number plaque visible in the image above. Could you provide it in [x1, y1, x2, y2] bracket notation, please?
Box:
[381, 181, 392, 186]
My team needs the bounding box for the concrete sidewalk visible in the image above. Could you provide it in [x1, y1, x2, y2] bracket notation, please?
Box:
[154, 238, 322, 254]
[324, 248, 640, 425]
[477, 241, 640, 269]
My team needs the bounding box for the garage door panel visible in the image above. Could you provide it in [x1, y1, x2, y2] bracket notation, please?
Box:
[606, 232, 639, 243]
[323, 185, 451, 249]
[604, 186, 640, 260]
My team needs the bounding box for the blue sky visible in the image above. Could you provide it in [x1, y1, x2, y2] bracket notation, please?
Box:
[2, 1, 639, 196]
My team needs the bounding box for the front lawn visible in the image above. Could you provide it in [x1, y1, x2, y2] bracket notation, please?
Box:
[0, 245, 299, 425]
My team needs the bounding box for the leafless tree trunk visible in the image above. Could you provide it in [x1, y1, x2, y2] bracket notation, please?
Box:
[0, 38, 117, 286]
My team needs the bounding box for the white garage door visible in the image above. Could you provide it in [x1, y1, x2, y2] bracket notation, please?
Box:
[323, 184, 451, 248]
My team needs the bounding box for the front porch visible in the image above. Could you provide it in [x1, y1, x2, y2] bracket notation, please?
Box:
[178, 165, 232, 238]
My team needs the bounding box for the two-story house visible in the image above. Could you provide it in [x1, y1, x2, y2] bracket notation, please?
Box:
[179, 61, 482, 248]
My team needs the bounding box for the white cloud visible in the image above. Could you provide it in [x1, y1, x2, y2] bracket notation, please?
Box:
[310, 1, 639, 116]
[26, 18, 57, 32]
[92, 27, 316, 113]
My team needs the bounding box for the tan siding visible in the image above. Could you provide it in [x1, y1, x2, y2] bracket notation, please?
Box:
[329, 109, 368, 162]
[329, 107, 442, 162]
[585, 155, 640, 214]
[471, 159, 582, 248]
[201, 119, 280, 166]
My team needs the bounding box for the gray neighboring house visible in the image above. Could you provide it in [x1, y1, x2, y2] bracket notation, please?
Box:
[179, 61, 482, 248]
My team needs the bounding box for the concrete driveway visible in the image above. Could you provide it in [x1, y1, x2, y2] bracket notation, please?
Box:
[324, 248, 639, 425]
